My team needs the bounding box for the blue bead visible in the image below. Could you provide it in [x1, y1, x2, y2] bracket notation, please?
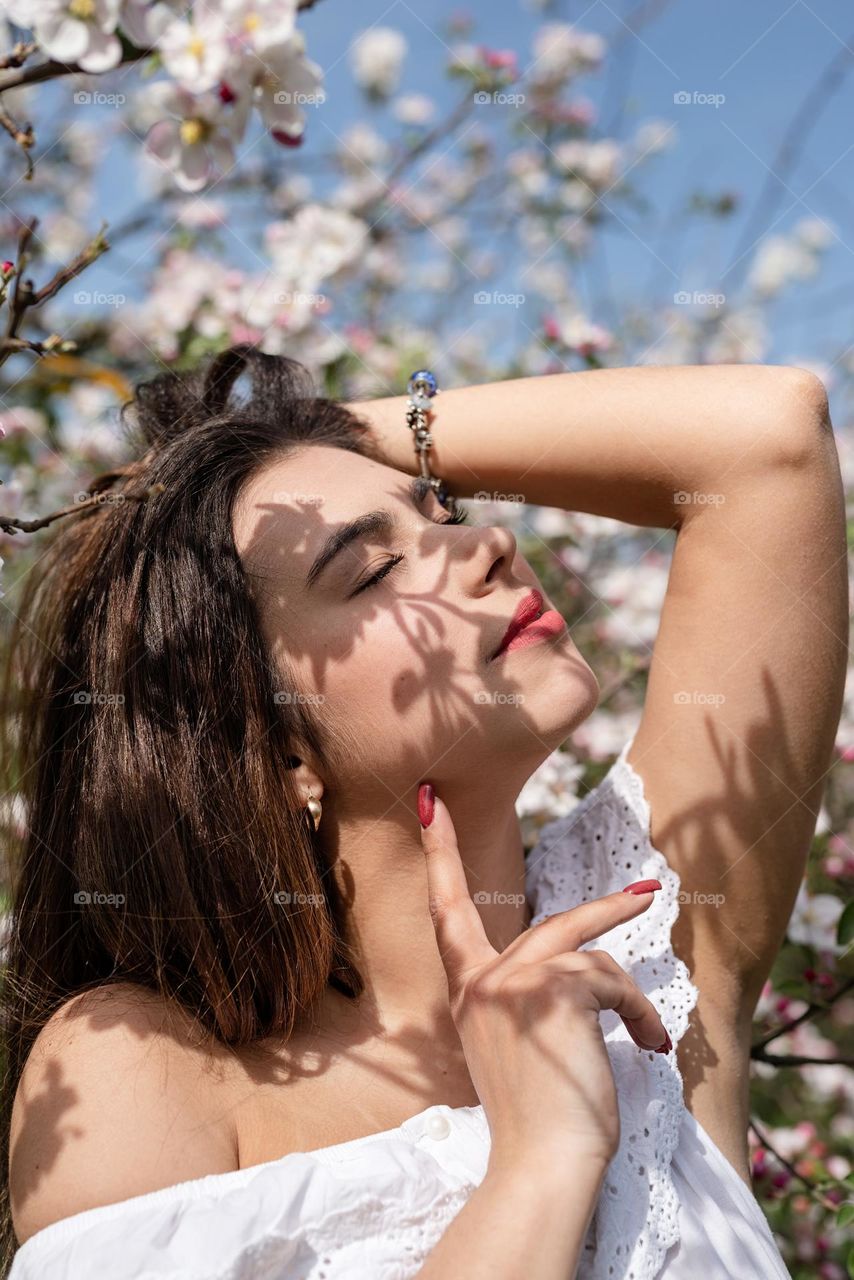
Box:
[407, 369, 438, 397]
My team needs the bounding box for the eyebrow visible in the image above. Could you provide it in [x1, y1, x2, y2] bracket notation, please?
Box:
[305, 475, 434, 591]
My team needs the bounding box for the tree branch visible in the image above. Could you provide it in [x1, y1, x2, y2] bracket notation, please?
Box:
[748, 1119, 841, 1212]
[0, 0, 324, 93]
[751, 978, 854, 1052]
[0, 215, 109, 370]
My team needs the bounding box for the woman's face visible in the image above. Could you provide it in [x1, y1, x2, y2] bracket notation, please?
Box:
[233, 445, 600, 810]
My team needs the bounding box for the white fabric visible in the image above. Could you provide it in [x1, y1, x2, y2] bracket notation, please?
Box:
[9, 734, 793, 1279]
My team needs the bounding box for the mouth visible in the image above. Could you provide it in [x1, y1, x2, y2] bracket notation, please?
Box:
[489, 588, 566, 661]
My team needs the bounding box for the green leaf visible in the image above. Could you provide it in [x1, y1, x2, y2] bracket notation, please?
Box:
[847, 1242, 854, 1280]
[838, 899, 854, 948]
[838, 1202, 854, 1228]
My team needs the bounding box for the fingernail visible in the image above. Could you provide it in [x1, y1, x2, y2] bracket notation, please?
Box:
[624, 1019, 671, 1052]
[621, 879, 662, 895]
[418, 783, 435, 829]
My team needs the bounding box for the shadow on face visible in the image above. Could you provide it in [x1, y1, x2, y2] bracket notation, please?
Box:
[233, 444, 600, 812]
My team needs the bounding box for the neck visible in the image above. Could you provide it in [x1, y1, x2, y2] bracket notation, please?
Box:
[321, 783, 532, 1038]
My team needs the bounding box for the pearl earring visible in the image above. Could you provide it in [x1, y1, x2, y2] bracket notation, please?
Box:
[305, 787, 322, 832]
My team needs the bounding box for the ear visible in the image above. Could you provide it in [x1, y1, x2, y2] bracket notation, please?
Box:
[285, 753, 324, 806]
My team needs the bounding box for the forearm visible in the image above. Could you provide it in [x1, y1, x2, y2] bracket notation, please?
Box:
[346, 363, 820, 528]
[415, 1151, 609, 1280]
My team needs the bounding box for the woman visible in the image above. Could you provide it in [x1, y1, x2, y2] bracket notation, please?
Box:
[0, 346, 845, 1279]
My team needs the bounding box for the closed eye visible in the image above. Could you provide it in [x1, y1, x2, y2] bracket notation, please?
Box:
[350, 505, 469, 597]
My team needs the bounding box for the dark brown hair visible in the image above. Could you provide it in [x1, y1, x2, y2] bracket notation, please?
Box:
[0, 343, 378, 1273]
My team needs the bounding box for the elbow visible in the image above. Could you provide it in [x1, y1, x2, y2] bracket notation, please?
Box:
[764, 365, 833, 468]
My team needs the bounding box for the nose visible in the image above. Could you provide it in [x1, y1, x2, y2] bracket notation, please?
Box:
[477, 522, 518, 590]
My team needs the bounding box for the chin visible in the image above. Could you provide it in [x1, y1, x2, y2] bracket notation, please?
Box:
[534, 658, 601, 744]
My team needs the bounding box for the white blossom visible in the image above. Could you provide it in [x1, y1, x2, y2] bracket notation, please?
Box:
[516, 747, 586, 848]
[338, 123, 390, 173]
[792, 216, 835, 251]
[748, 224, 833, 298]
[119, 0, 181, 45]
[350, 27, 407, 98]
[632, 119, 677, 157]
[529, 23, 606, 88]
[392, 93, 435, 126]
[10, 0, 123, 72]
[156, 5, 232, 94]
[555, 139, 622, 190]
[571, 710, 641, 762]
[220, 0, 298, 55]
[143, 80, 245, 191]
[264, 204, 368, 291]
[250, 31, 325, 138]
[786, 881, 844, 952]
[594, 556, 670, 651]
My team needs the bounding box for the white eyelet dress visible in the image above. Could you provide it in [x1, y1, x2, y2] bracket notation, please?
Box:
[8, 736, 793, 1280]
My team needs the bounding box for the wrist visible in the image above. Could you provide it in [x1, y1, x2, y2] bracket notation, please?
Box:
[486, 1140, 613, 1193]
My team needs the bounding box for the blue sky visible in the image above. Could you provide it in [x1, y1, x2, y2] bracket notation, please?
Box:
[38, 0, 854, 375]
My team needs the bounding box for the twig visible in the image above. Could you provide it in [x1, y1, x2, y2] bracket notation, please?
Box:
[0, 483, 165, 536]
[0, 102, 33, 176]
[0, 215, 109, 370]
[748, 1118, 840, 1212]
[0, 0, 323, 93]
[0, 40, 37, 72]
[751, 978, 854, 1052]
[750, 1049, 854, 1067]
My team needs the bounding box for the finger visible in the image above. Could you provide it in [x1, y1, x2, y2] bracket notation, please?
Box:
[539, 952, 670, 1052]
[418, 785, 495, 987]
[503, 883, 662, 966]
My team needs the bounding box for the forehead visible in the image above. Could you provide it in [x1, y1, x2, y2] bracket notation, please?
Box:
[232, 444, 412, 584]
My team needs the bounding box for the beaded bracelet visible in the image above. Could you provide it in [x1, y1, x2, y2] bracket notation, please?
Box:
[405, 369, 459, 516]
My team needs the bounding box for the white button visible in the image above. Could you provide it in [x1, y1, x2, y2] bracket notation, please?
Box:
[424, 1112, 452, 1140]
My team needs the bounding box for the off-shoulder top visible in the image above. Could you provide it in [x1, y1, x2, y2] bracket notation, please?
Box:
[8, 735, 793, 1279]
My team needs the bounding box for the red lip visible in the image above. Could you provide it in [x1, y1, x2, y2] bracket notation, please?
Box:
[491, 589, 544, 660]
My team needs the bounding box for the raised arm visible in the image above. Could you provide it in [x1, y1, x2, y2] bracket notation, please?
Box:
[348, 363, 848, 1183]
[345, 362, 824, 527]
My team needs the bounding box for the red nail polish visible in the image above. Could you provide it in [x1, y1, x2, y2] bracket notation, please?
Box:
[418, 783, 435, 829]
[655, 1031, 673, 1054]
[621, 879, 662, 895]
[624, 1018, 671, 1052]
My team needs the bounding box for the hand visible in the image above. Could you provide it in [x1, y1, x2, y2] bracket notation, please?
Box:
[418, 783, 670, 1166]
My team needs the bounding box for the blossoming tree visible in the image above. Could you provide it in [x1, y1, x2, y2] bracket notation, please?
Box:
[0, 5, 851, 1274]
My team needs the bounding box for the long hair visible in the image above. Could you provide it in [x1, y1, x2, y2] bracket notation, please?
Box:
[0, 343, 377, 1272]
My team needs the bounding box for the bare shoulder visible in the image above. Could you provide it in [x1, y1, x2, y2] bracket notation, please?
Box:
[10, 981, 239, 1247]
